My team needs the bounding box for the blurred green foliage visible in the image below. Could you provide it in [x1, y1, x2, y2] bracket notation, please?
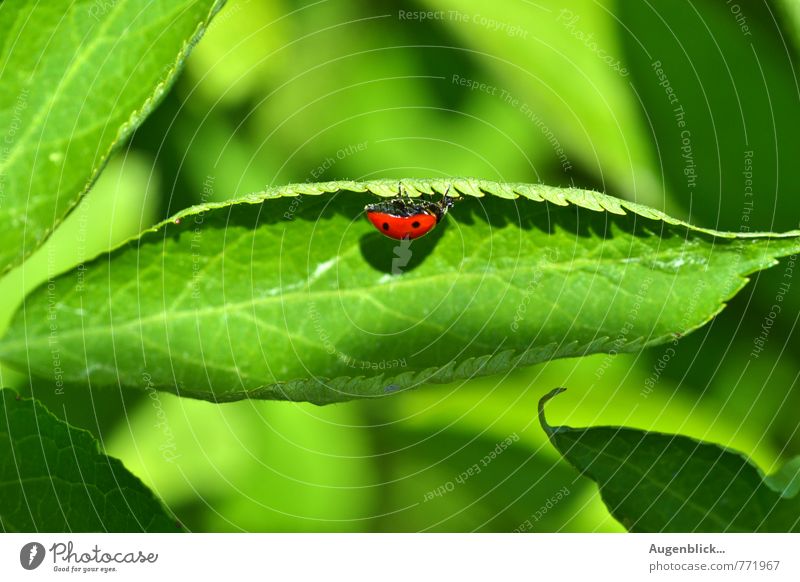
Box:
[2, 0, 798, 531]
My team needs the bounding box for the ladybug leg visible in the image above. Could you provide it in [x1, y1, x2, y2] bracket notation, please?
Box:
[441, 184, 452, 206]
[396, 181, 417, 214]
[397, 181, 410, 201]
[437, 184, 458, 216]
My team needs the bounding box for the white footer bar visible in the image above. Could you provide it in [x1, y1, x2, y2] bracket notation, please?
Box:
[1, 533, 797, 581]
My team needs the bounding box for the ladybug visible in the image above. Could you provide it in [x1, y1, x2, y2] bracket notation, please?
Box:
[365, 185, 455, 240]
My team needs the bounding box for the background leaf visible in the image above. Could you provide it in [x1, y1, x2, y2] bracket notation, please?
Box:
[619, 0, 800, 232]
[765, 456, 800, 498]
[419, 0, 663, 208]
[776, 0, 800, 57]
[0, 0, 224, 273]
[0, 179, 798, 405]
[539, 387, 800, 532]
[0, 388, 178, 532]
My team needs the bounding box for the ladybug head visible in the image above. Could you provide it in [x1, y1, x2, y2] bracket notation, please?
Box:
[435, 185, 459, 216]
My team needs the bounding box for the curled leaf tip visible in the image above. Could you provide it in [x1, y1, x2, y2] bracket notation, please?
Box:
[538, 387, 567, 436]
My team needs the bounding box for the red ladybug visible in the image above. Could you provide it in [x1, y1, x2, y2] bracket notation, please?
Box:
[365, 186, 455, 240]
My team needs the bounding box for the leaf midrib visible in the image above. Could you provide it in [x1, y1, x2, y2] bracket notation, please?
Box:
[2, 244, 739, 352]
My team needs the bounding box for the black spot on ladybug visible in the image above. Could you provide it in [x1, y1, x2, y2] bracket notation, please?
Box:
[382, 222, 390, 230]
[412, 221, 420, 228]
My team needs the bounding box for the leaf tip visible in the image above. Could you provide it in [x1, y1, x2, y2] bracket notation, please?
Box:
[538, 387, 567, 437]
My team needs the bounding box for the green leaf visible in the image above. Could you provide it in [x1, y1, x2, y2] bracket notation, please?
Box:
[0, 388, 178, 532]
[0, 179, 798, 405]
[777, 0, 800, 57]
[538, 387, 800, 532]
[0, 0, 225, 273]
[765, 456, 800, 499]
